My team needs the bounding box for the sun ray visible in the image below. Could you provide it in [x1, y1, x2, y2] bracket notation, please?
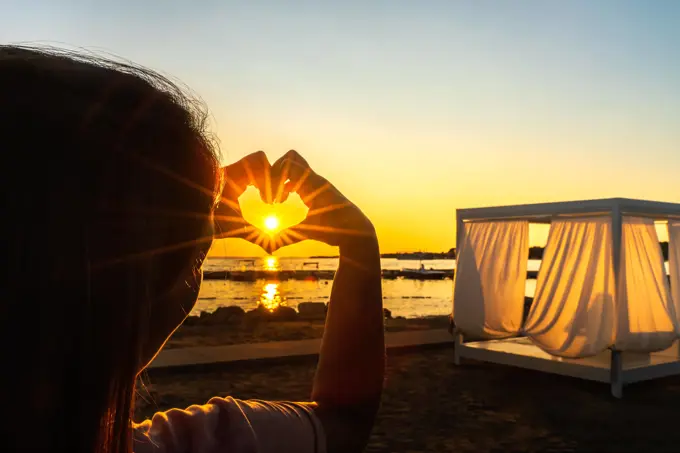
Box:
[223, 178, 246, 199]
[271, 228, 309, 250]
[305, 202, 353, 218]
[280, 228, 308, 242]
[302, 182, 332, 205]
[213, 214, 248, 224]
[241, 155, 272, 202]
[288, 167, 312, 195]
[245, 229, 262, 242]
[241, 157, 256, 188]
[273, 164, 290, 202]
[94, 232, 215, 269]
[263, 161, 272, 203]
[273, 231, 296, 248]
[111, 207, 215, 221]
[291, 223, 376, 237]
[214, 225, 257, 239]
[128, 150, 218, 201]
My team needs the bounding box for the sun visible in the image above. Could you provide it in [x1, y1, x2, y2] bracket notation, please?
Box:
[264, 215, 280, 232]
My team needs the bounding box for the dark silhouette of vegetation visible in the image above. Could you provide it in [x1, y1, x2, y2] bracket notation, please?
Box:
[312, 242, 671, 261]
[528, 242, 669, 260]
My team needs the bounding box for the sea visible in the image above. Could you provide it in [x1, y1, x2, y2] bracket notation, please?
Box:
[196, 257, 546, 319]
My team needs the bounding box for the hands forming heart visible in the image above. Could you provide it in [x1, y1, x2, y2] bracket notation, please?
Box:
[213, 150, 376, 254]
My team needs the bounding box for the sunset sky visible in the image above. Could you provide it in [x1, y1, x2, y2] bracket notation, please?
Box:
[4, 0, 679, 257]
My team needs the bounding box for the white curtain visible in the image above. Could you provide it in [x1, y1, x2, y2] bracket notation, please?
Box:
[613, 217, 675, 351]
[453, 221, 528, 339]
[524, 216, 675, 358]
[524, 217, 616, 357]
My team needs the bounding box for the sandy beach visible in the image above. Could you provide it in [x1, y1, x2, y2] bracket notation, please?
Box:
[137, 343, 680, 452]
[138, 311, 680, 452]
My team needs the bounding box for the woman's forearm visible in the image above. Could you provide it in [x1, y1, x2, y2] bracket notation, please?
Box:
[267, 151, 384, 451]
[312, 233, 385, 408]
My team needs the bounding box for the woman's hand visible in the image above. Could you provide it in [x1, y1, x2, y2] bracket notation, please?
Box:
[269, 150, 376, 252]
[213, 151, 272, 248]
[270, 150, 384, 453]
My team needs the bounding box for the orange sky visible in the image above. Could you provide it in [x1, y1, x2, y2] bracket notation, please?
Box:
[209, 147, 675, 258]
[7, 2, 678, 258]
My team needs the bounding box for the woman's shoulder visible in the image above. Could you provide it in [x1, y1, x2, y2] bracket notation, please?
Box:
[134, 396, 325, 453]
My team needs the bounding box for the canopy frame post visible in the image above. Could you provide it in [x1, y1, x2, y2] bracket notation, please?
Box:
[454, 332, 463, 365]
[610, 350, 623, 398]
[452, 212, 465, 367]
[455, 213, 464, 276]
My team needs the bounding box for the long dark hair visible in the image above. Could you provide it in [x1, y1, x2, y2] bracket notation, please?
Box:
[0, 46, 221, 453]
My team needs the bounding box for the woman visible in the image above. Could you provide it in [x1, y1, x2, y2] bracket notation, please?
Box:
[0, 46, 384, 453]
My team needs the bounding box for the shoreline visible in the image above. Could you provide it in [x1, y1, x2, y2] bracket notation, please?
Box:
[168, 304, 450, 350]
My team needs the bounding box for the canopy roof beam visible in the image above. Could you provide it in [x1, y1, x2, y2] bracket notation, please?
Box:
[458, 198, 680, 223]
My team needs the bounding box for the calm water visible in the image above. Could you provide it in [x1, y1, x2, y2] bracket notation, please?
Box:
[196, 257, 544, 319]
[198, 257, 672, 318]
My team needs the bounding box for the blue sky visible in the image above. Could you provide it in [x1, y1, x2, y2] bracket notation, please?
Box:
[4, 0, 679, 254]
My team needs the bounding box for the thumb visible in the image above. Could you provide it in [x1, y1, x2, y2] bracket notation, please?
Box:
[267, 217, 330, 253]
[213, 219, 274, 254]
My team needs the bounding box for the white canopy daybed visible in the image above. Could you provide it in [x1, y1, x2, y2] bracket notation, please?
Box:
[452, 198, 680, 397]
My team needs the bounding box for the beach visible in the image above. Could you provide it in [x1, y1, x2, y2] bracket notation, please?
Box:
[138, 344, 680, 452]
[141, 256, 680, 452]
[146, 300, 680, 452]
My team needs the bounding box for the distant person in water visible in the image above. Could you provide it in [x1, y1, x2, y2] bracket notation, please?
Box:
[0, 46, 384, 453]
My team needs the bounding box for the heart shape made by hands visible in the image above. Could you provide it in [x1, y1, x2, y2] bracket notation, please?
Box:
[238, 185, 309, 240]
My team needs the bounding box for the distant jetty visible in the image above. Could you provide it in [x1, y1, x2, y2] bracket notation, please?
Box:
[311, 251, 456, 260]
[307, 241, 670, 261]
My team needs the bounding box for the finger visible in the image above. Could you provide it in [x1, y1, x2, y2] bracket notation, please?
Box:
[271, 154, 292, 204]
[273, 209, 375, 251]
[272, 150, 312, 194]
[223, 151, 273, 202]
[213, 205, 266, 241]
[270, 150, 304, 203]
[271, 150, 310, 199]
[242, 151, 273, 203]
[270, 209, 332, 249]
[271, 150, 334, 208]
[222, 152, 258, 190]
[213, 219, 275, 254]
[267, 227, 311, 253]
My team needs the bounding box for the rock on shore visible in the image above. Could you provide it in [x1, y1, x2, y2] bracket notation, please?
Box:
[183, 304, 395, 326]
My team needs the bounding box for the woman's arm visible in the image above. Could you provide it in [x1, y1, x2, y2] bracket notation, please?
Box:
[136, 151, 383, 453]
[312, 234, 384, 453]
[271, 150, 385, 453]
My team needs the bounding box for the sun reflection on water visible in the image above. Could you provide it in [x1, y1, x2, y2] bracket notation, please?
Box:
[259, 282, 284, 311]
[264, 255, 280, 271]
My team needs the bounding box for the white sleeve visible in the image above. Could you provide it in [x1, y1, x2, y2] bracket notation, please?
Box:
[133, 396, 326, 453]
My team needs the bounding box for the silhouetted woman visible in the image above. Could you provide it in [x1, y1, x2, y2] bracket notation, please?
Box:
[0, 46, 384, 453]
